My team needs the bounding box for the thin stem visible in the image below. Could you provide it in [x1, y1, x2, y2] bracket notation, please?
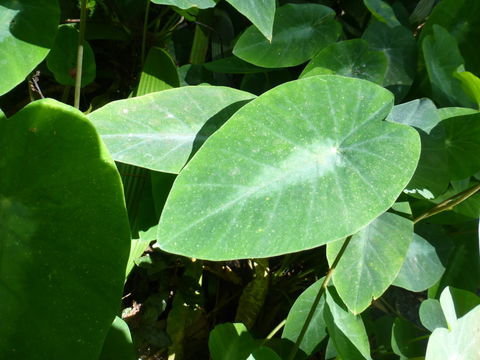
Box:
[74, 0, 88, 109]
[414, 182, 480, 224]
[140, 0, 151, 66]
[265, 319, 286, 340]
[287, 235, 353, 360]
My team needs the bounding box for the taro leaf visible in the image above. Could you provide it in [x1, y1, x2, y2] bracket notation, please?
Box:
[99, 317, 136, 360]
[440, 287, 480, 328]
[282, 278, 327, 356]
[362, 0, 400, 27]
[420, 0, 480, 75]
[387, 98, 440, 134]
[324, 287, 372, 360]
[363, 20, 416, 100]
[225, 0, 275, 42]
[327, 212, 412, 314]
[157, 75, 420, 260]
[247, 347, 282, 360]
[233, 3, 341, 68]
[426, 304, 480, 359]
[0, 99, 130, 359]
[419, 299, 448, 332]
[453, 70, 480, 109]
[300, 39, 387, 85]
[422, 25, 473, 108]
[204, 56, 268, 74]
[438, 107, 478, 120]
[150, 0, 216, 9]
[0, 0, 59, 95]
[135, 47, 179, 95]
[393, 233, 445, 292]
[391, 317, 428, 358]
[88, 86, 255, 173]
[436, 112, 480, 179]
[208, 323, 258, 360]
[46, 24, 96, 87]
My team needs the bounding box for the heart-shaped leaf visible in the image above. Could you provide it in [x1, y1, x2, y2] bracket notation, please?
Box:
[0, 0, 60, 95]
[157, 75, 420, 260]
[233, 3, 341, 68]
[327, 212, 413, 314]
[88, 86, 255, 173]
[0, 99, 130, 359]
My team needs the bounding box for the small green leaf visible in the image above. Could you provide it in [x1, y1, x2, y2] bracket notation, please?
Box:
[225, 0, 275, 42]
[46, 25, 96, 87]
[282, 278, 327, 356]
[99, 317, 136, 360]
[438, 107, 478, 120]
[387, 98, 440, 134]
[135, 47, 179, 95]
[453, 70, 480, 109]
[0, 99, 130, 359]
[362, 20, 416, 100]
[88, 86, 255, 173]
[300, 39, 387, 85]
[324, 287, 372, 360]
[157, 76, 420, 260]
[422, 25, 473, 107]
[393, 233, 445, 292]
[150, 0, 216, 9]
[247, 347, 282, 360]
[419, 299, 448, 332]
[233, 4, 340, 68]
[363, 0, 400, 27]
[209, 323, 258, 360]
[0, 0, 60, 95]
[426, 304, 480, 359]
[327, 212, 413, 314]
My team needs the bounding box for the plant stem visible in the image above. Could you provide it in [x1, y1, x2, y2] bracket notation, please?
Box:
[74, 0, 88, 109]
[140, 0, 151, 66]
[287, 235, 353, 360]
[414, 182, 480, 224]
[265, 319, 286, 340]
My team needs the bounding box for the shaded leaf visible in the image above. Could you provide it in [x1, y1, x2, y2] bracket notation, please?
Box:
[419, 299, 448, 332]
[391, 317, 428, 358]
[150, 0, 216, 9]
[99, 317, 136, 360]
[135, 47, 179, 95]
[363, 0, 400, 27]
[209, 323, 257, 360]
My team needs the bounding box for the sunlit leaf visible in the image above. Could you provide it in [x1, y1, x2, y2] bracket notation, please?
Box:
[150, 0, 216, 9]
[225, 0, 275, 41]
[99, 317, 136, 360]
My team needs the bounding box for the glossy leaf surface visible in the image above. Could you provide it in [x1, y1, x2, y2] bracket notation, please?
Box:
[0, 0, 60, 95]
[0, 99, 130, 359]
[157, 76, 420, 260]
[88, 86, 255, 173]
[300, 39, 387, 85]
[225, 0, 275, 41]
[327, 212, 413, 314]
[233, 4, 340, 68]
[282, 278, 326, 355]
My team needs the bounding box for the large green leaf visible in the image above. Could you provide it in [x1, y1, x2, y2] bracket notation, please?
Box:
[157, 76, 420, 260]
[324, 287, 371, 360]
[393, 233, 445, 292]
[363, 20, 416, 100]
[0, 99, 130, 359]
[422, 25, 473, 107]
[426, 304, 480, 359]
[300, 39, 387, 85]
[327, 212, 413, 314]
[150, 0, 216, 9]
[99, 317, 136, 360]
[233, 4, 341, 68]
[0, 0, 60, 95]
[282, 278, 327, 356]
[88, 86, 255, 173]
[225, 0, 275, 42]
[46, 25, 96, 87]
[420, 0, 480, 75]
